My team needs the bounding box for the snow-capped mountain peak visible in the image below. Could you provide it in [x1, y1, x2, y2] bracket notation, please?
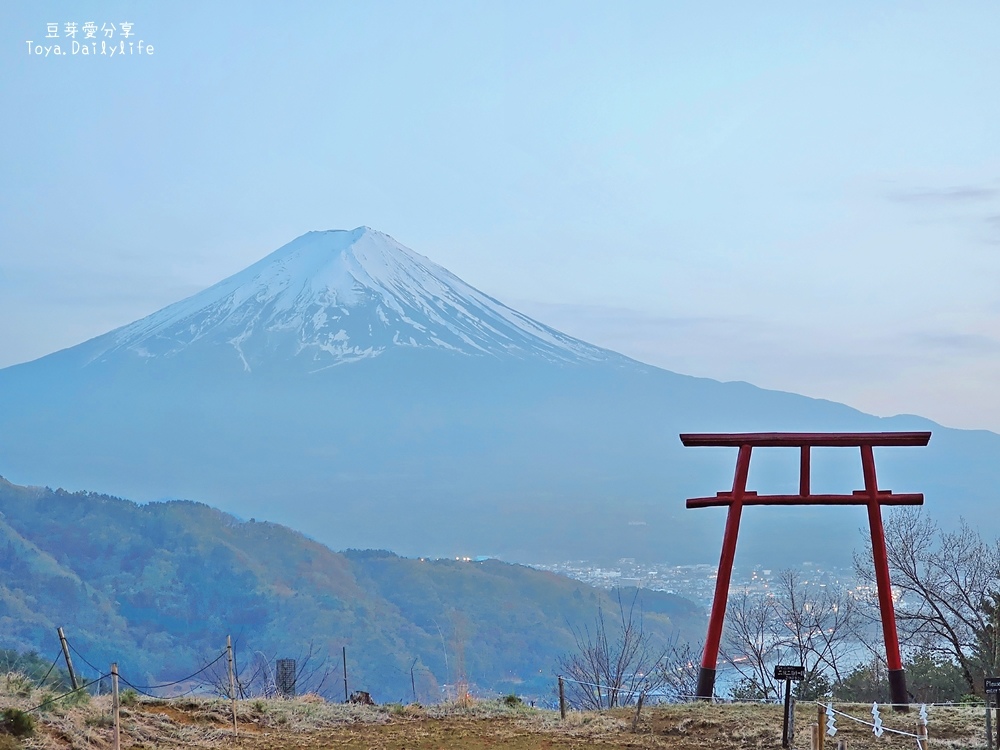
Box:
[92, 228, 626, 372]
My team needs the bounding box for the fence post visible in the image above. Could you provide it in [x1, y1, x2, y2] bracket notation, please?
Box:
[410, 659, 417, 704]
[111, 662, 120, 750]
[631, 690, 645, 732]
[810, 722, 820, 750]
[558, 676, 566, 720]
[816, 704, 825, 750]
[227, 636, 237, 737]
[916, 721, 928, 750]
[343, 646, 348, 703]
[57, 627, 79, 691]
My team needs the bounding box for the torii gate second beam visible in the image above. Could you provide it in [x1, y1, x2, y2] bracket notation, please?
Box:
[681, 431, 931, 711]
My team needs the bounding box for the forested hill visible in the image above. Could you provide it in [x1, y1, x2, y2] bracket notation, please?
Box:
[0, 477, 703, 701]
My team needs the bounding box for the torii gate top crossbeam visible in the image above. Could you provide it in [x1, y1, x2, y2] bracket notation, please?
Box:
[679, 431, 931, 448]
[680, 431, 930, 509]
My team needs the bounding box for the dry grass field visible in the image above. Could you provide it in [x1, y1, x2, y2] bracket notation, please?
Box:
[3, 677, 992, 750]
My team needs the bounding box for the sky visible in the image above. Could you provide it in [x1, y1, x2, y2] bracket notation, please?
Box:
[2, 1, 999, 432]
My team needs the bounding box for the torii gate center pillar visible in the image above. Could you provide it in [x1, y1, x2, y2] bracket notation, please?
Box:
[681, 431, 931, 711]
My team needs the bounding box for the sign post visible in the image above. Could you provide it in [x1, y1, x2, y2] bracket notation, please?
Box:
[775, 665, 805, 749]
[985, 677, 1000, 750]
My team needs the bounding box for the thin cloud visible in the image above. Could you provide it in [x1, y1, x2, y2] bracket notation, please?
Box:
[905, 331, 1000, 355]
[515, 300, 724, 331]
[889, 186, 999, 203]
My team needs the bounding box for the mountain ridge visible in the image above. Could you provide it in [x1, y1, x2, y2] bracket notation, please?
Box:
[0, 475, 703, 701]
[0, 228, 998, 567]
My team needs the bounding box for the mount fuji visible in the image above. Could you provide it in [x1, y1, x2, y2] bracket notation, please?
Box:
[79, 227, 626, 372]
[1, 228, 998, 566]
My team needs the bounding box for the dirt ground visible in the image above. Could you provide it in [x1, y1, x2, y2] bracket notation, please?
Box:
[19, 696, 992, 750]
[270, 704, 981, 750]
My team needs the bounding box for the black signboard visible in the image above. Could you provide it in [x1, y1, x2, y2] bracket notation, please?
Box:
[985, 677, 1000, 694]
[774, 665, 806, 681]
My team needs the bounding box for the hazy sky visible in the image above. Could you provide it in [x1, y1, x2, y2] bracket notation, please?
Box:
[3, 2, 999, 432]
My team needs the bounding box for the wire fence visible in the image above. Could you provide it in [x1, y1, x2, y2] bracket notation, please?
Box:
[11, 638, 991, 750]
[12, 644, 988, 750]
[37, 649, 63, 690]
[815, 701, 924, 739]
[20, 636, 232, 714]
[27, 676, 110, 714]
[118, 651, 228, 693]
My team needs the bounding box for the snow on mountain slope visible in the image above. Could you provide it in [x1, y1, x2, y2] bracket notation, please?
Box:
[87, 228, 631, 372]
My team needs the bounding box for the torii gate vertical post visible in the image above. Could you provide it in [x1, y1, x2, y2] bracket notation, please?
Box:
[695, 444, 751, 700]
[861, 443, 907, 704]
[681, 431, 931, 711]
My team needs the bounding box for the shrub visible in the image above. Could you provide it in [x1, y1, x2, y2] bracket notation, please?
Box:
[120, 688, 139, 707]
[793, 672, 832, 702]
[835, 653, 969, 704]
[500, 693, 523, 707]
[34, 685, 90, 713]
[833, 658, 886, 703]
[729, 676, 769, 702]
[84, 713, 114, 728]
[0, 708, 34, 738]
[2, 673, 33, 698]
[904, 652, 967, 703]
[34, 692, 55, 714]
[62, 687, 90, 708]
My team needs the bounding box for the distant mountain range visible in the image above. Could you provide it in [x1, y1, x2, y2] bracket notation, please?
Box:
[0, 228, 997, 567]
[0, 476, 702, 701]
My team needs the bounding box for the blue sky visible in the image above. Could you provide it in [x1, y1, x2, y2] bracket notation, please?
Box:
[2, 1, 999, 431]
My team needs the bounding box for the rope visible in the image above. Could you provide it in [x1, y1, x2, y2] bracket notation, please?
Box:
[674, 694, 779, 704]
[562, 678, 780, 704]
[117, 675, 171, 700]
[64, 639, 228, 694]
[118, 651, 228, 691]
[142, 680, 209, 699]
[37, 650, 62, 688]
[809, 699, 980, 708]
[807, 701, 927, 740]
[560, 676, 607, 690]
[563, 679, 978, 710]
[27, 675, 110, 713]
[67, 641, 101, 674]
[560, 676, 657, 693]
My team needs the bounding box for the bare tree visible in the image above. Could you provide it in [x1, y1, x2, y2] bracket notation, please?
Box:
[855, 508, 1000, 694]
[656, 637, 703, 702]
[721, 571, 858, 700]
[773, 569, 858, 690]
[720, 589, 783, 700]
[557, 589, 668, 709]
[205, 641, 333, 699]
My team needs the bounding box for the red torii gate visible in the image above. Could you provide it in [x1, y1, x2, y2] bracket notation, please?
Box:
[681, 431, 931, 710]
